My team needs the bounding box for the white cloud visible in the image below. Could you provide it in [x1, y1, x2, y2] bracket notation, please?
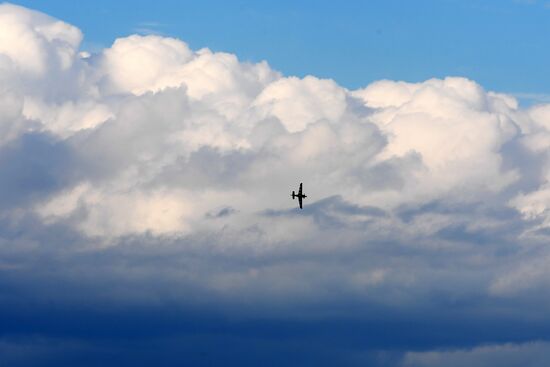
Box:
[3, 3, 550, 332]
[355, 77, 521, 207]
[99, 34, 280, 121]
[252, 75, 347, 132]
[0, 3, 81, 75]
[99, 35, 194, 95]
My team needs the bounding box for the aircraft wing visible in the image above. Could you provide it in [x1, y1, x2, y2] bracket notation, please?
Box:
[298, 183, 302, 195]
[298, 195, 303, 209]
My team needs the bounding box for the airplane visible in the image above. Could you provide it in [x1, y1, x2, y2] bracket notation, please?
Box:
[291, 183, 307, 209]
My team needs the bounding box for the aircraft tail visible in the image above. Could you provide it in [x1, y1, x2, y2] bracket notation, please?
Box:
[292, 191, 295, 199]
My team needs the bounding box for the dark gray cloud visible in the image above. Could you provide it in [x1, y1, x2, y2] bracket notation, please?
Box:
[0, 133, 76, 208]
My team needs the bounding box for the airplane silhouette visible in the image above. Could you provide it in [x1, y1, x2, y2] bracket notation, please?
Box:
[291, 183, 307, 209]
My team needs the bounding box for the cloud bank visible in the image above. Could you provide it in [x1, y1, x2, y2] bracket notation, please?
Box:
[1, 3, 550, 366]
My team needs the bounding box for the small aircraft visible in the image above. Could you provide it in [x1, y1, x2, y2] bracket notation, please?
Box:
[291, 183, 307, 209]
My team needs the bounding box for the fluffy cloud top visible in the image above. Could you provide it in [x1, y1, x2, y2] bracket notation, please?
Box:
[0, 3, 81, 75]
[2, 3, 550, 366]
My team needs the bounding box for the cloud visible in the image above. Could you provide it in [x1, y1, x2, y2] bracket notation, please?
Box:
[2, 3, 550, 366]
[401, 341, 550, 367]
[0, 3, 81, 76]
[0, 132, 76, 209]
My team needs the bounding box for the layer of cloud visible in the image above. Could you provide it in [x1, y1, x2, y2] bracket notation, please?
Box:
[401, 341, 550, 367]
[2, 3, 550, 366]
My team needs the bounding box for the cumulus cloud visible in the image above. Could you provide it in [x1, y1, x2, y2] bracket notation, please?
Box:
[0, 3, 81, 75]
[2, 3, 550, 366]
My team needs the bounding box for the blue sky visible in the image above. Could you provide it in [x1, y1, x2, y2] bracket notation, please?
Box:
[14, 0, 550, 96]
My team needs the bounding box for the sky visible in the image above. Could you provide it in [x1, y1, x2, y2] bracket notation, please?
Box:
[2, 1, 550, 366]
[12, 0, 550, 99]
